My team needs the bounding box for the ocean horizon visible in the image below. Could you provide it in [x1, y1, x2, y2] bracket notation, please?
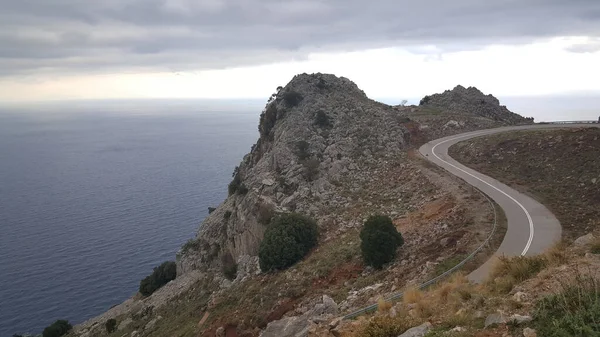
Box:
[0, 95, 598, 336]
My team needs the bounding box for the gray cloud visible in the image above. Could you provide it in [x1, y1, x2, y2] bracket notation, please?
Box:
[1, 0, 600, 76]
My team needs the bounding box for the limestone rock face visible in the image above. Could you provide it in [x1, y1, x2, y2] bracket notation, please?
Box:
[177, 73, 410, 274]
[420, 85, 533, 125]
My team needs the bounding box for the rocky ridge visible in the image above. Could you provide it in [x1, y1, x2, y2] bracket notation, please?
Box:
[177, 73, 412, 274]
[419, 85, 533, 125]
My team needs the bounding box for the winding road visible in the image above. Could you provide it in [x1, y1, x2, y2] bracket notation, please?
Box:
[419, 123, 598, 282]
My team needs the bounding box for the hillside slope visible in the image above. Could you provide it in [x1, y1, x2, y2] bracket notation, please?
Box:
[66, 74, 537, 337]
[450, 127, 600, 240]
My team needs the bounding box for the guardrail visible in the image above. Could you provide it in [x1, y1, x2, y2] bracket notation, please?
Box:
[342, 186, 498, 320]
[540, 120, 598, 124]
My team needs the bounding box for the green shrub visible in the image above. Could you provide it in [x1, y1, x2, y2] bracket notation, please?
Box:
[208, 207, 216, 214]
[238, 183, 249, 195]
[228, 175, 242, 195]
[314, 110, 332, 128]
[42, 320, 72, 337]
[105, 318, 117, 333]
[360, 215, 404, 269]
[259, 213, 318, 271]
[181, 238, 201, 253]
[296, 140, 310, 160]
[419, 95, 431, 105]
[259, 103, 278, 137]
[228, 175, 249, 196]
[303, 158, 320, 181]
[282, 91, 303, 107]
[534, 275, 600, 336]
[221, 252, 238, 281]
[224, 211, 232, 220]
[139, 261, 177, 296]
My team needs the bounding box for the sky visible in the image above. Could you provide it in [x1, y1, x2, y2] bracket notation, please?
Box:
[1, 0, 600, 102]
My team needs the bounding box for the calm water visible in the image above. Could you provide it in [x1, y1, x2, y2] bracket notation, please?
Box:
[0, 100, 261, 336]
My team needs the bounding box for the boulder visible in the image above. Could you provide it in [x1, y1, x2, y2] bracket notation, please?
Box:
[523, 327, 537, 337]
[574, 233, 595, 247]
[262, 178, 275, 186]
[397, 322, 432, 337]
[509, 314, 532, 324]
[485, 312, 508, 328]
[321, 295, 339, 316]
[513, 291, 528, 302]
[260, 317, 312, 337]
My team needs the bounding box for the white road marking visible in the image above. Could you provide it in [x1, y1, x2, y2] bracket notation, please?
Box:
[429, 132, 534, 256]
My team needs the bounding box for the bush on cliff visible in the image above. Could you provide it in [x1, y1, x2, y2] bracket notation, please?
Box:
[105, 318, 117, 333]
[259, 213, 318, 271]
[282, 90, 303, 107]
[314, 110, 332, 128]
[228, 174, 248, 196]
[42, 320, 72, 337]
[360, 215, 404, 269]
[221, 252, 238, 281]
[139, 261, 177, 296]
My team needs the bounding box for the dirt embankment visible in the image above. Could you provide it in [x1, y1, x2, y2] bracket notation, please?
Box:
[450, 127, 600, 240]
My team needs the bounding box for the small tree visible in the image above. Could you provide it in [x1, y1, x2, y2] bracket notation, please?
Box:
[105, 318, 117, 333]
[139, 261, 177, 296]
[314, 110, 332, 128]
[42, 320, 72, 337]
[259, 213, 318, 271]
[282, 91, 303, 107]
[360, 215, 404, 269]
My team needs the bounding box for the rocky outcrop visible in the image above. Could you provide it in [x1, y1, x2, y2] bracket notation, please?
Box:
[177, 73, 411, 274]
[259, 295, 339, 337]
[398, 322, 432, 337]
[419, 85, 533, 125]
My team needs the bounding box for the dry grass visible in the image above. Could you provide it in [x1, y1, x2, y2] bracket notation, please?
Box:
[432, 273, 472, 305]
[377, 297, 392, 312]
[486, 255, 548, 293]
[546, 242, 570, 265]
[403, 286, 423, 305]
[352, 315, 417, 337]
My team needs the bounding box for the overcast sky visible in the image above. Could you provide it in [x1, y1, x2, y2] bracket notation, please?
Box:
[1, 0, 600, 101]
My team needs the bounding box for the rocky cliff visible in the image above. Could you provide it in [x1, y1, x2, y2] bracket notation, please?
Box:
[177, 73, 411, 274]
[419, 85, 533, 125]
[69, 74, 538, 337]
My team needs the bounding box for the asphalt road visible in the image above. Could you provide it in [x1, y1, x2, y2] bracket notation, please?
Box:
[419, 124, 598, 283]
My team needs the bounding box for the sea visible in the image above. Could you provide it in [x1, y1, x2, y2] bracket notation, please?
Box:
[0, 95, 598, 336]
[0, 99, 263, 336]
